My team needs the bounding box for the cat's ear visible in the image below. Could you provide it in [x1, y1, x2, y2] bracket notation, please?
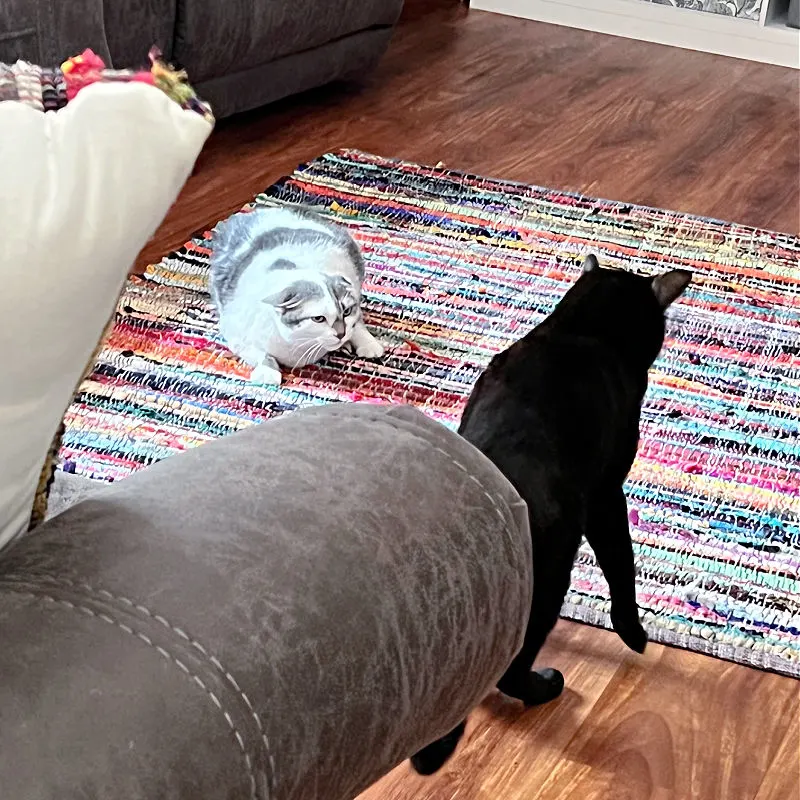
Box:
[212, 210, 257, 257]
[651, 270, 692, 308]
[263, 285, 301, 310]
[581, 254, 600, 273]
[328, 274, 352, 289]
[327, 274, 354, 301]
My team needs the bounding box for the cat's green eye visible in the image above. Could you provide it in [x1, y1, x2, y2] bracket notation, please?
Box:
[311, 315, 326, 324]
[342, 307, 352, 317]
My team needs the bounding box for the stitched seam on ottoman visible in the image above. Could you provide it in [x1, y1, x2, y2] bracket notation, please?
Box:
[91, 581, 275, 781]
[431, 446, 511, 528]
[4, 575, 276, 798]
[5, 588, 264, 800]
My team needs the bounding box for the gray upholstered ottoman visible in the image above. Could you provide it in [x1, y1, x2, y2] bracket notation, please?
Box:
[0, 403, 531, 800]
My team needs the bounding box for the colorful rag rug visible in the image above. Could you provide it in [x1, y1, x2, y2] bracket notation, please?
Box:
[59, 150, 800, 677]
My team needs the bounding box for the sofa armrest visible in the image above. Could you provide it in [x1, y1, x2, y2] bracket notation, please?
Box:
[0, 403, 532, 799]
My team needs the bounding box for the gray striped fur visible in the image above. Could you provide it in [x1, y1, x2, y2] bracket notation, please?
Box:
[209, 205, 365, 308]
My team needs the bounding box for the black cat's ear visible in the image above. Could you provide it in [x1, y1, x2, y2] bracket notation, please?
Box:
[581, 254, 600, 273]
[651, 270, 692, 308]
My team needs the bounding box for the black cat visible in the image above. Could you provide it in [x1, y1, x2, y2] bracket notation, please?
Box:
[411, 255, 691, 775]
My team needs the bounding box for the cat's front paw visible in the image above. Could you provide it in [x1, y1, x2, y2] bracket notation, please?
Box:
[498, 667, 564, 707]
[356, 338, 385, 359]
[250, 363, 282, 386]
[350, 323, 385, 359]
[612, 611, 648, 654]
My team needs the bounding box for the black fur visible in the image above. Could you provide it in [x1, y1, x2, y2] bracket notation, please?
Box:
[410, 721, 467, 775]
[411, 256, 691, 774]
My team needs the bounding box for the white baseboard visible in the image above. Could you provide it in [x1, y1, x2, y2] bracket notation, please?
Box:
[471, 0, 800, 69]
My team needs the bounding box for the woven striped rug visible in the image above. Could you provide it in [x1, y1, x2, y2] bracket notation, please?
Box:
[60, 150, 800, 677]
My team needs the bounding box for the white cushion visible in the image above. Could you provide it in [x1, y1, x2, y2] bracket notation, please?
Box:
[0, 82, 212, 550]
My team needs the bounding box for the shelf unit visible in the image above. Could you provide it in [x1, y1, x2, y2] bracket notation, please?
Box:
[470, 0, 800, 68]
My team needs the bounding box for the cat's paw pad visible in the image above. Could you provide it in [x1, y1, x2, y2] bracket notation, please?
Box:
[250, 364, 282, 385]
[355, 337, 384, 359]
[612, 613, 648, 654]
[498, 667, 564, 707]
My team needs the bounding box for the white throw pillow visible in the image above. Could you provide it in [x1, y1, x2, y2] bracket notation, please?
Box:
[0, 82, 212, 551]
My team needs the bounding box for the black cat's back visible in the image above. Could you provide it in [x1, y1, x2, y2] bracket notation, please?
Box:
[460, 258, 691, 489]
[460, 328, 643, 496]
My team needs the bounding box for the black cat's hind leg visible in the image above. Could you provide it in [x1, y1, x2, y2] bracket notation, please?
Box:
[410, 720, 467, 775]
[497, 545, 577, 707]
[585, 485, 647, 654]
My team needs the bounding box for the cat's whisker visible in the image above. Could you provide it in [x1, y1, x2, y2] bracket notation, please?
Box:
[296, 340, 322, 368]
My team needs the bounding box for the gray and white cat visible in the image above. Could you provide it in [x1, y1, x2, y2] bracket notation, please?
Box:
[210, 205, 384, 384]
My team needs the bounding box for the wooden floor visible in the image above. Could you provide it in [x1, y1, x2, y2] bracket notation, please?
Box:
[145, 2, 799, 798]
[139, 0, 799, 273]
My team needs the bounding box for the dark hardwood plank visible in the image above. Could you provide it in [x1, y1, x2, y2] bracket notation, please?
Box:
[755, 714, 800, 800]
[134, 4, 799, 797]
[535, 645, 798, 800]
[358, 623, 799, 800]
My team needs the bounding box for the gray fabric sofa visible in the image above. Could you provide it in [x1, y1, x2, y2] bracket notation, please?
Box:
[0, 404, 532, 799]
[0, 0, 404, 118]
